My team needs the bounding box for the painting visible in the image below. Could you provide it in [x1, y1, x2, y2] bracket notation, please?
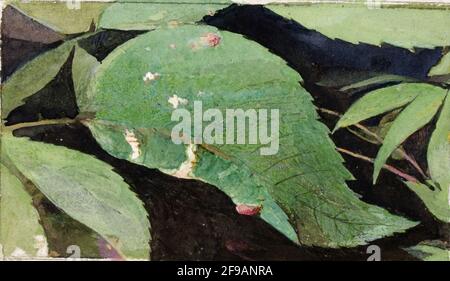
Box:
[0, 0, 449, 262]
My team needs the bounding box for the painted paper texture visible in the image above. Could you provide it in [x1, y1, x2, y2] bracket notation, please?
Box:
[0, 0, 449, 261]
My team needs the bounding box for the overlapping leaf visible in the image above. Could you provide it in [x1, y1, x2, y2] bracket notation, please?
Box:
[0, 164, 47, 259]
[334, 83, 427, 130]
[10, 2, 109, 34]
[405, 240, 450, 261]
[82, 25, 416, 247]
[99, 2, 229, 30]
[428, 52, 450, 77]
[335, 83, 448, 185]
[1, 134, 151, 260]
[427, 93, 450, 195]
[403, 93, 450, 223]
[268, 4, 450, 49]
[373, 89, 446, 182]
[339, 75, 416, 92]
[2, 34, 105, 120]
[72, 45, 100, 112]
[1, 41, 75, 119]
[405, 181, 449, 223]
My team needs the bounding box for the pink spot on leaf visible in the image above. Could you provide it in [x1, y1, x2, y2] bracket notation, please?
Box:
[201, 33, 221, 47]
[235, 204, 261, 216]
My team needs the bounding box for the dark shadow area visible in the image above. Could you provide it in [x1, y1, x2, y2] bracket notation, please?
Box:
[202, 4, 442, 96]
[1, 37, 62, 81]
[78, 29, 148, 61]
[1, 5, 63, 44]
[5, 48, 79, 126]
[203, 4, 442, 81]
[31, 191, 104, 259]
[1, 5, 64, 81]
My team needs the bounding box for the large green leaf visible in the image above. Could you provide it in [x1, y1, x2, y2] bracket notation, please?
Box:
[86, 120, 298, 242]
[373, 88, 447, 182]
[83, 25, 416, 247]
[0, 164, 47, 258]
[10, 2, 109, 34]
[1, 41, 75, 119]
[99, 2, 229, 30]
[335, 83, 427, 130]
[1, 134, 150, 260]
[268, 4, 450, 49]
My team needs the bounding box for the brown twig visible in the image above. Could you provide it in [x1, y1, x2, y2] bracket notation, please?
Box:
[318, 107, 428, 179]
[336, 147, 419, 183]
[1, 118, 77, 133]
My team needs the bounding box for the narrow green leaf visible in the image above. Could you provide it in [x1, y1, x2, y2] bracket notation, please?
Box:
[268, 4, 450, 49]
[11, 2, 110, 34]
[85, 25, 417, 247]
[335, 83, 428, 130]
[373, 88, 447, 182]
[1, 134, 151, 260]
[428, 92, 450, 187]
[425, 92, 450, 222]
[429, 52, 450, 77]
[72, 44, 100, 112]
[339, 75, 415, 92]
[405, 240, 450, 261]
[0, 164, 47, 258]
[98, 2, 229, 30]
[1, 41, 74, 119]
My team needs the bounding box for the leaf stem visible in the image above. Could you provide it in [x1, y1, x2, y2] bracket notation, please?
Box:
[318, 107, 428, 179]
[336, 147, 419, 183]
[1, 118, 78, 133]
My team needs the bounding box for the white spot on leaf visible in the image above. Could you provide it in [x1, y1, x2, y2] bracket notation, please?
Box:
[124, 129, 141, 160]
[168, 95, 188, 109]
[34, 235, 48, 257]
[168, 20, 179, 28]
[170, 144, 197, 179]
[143, 72, 160, 83]
[11, 248, 28, 258]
